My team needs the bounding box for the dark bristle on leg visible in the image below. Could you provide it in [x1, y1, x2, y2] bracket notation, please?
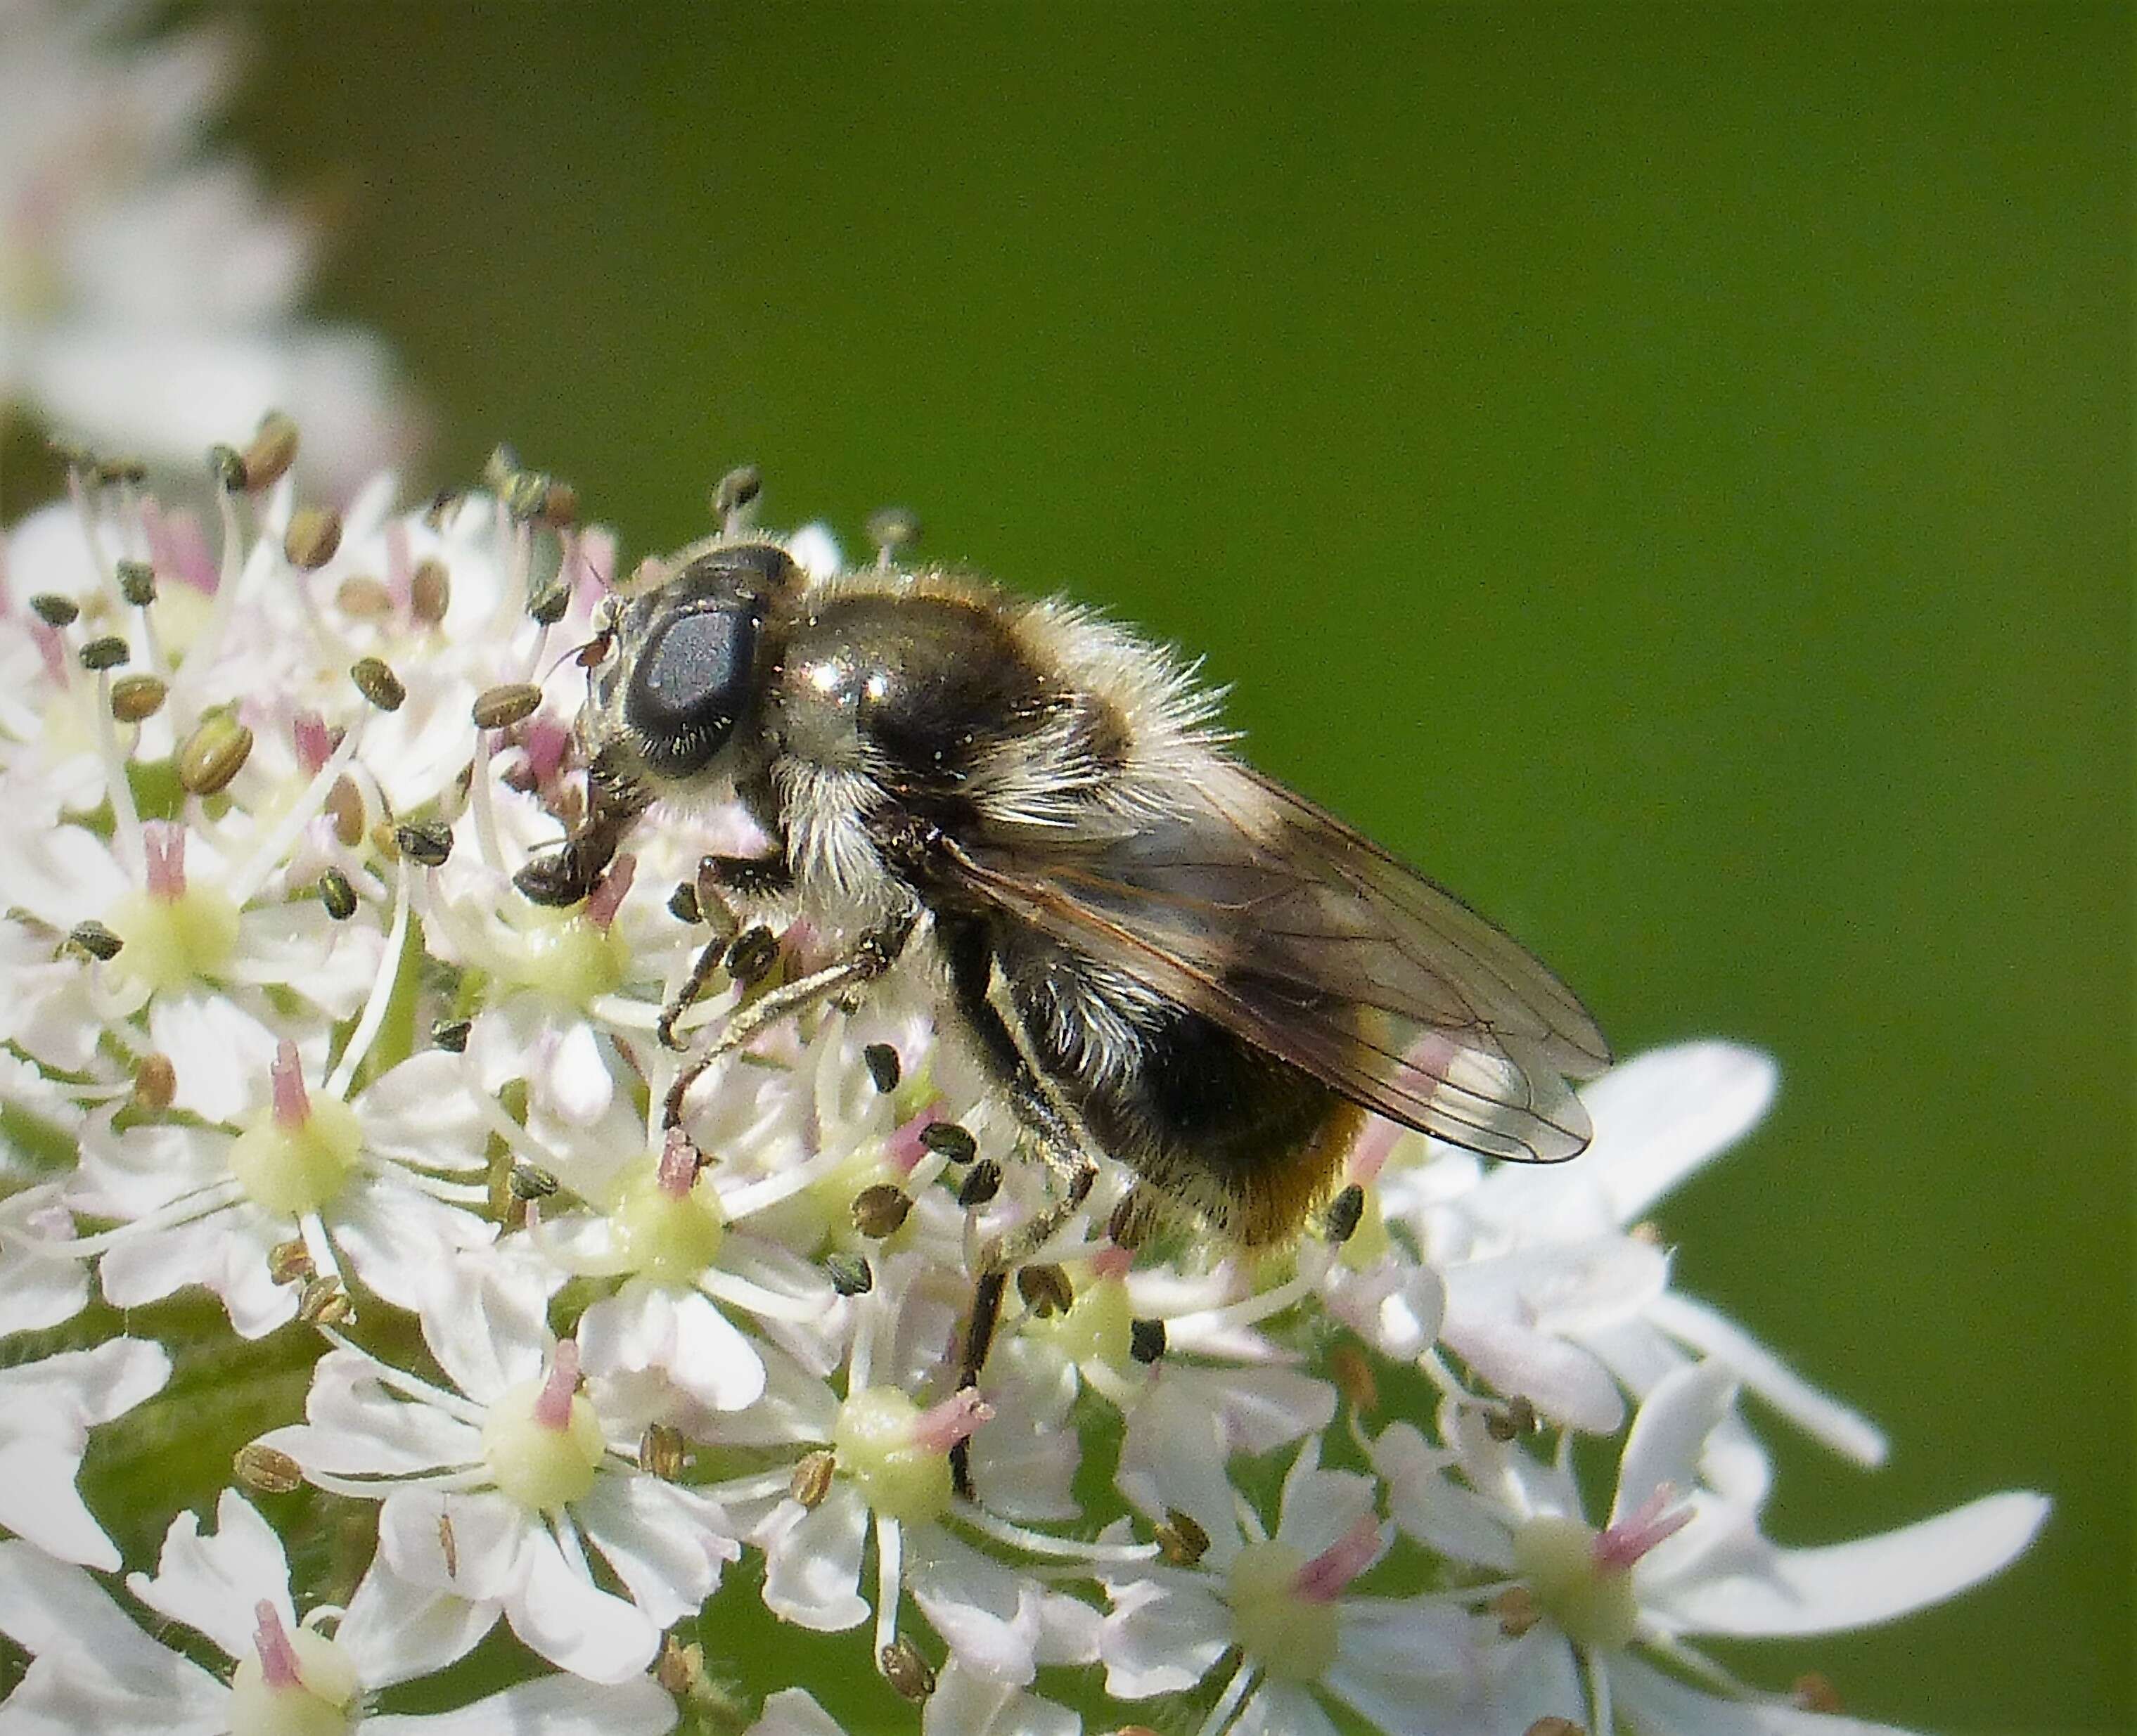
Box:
[951, 1268, 1008, 1501]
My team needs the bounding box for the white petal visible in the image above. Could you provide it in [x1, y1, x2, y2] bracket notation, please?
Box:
[366, 1673, 679, 1736]
[923, 1661, 1079, 1736]
[378, 1488, 532, 1605]
[575, 1469, 740, 1628]
[1584, 1043, 1779, 1219]
[1643, 1291, 1887, 1467]
[1098, 1574, 1231, 1699]
[743, 1688, 847, 1736]
[259, 1349, 480, 1476]
[124, 1489, 291, 1662]
[1612, 1361, 1737, 1526]
[578, 1287, 766, 1416]
[755, 1487, 870, 1632]
[148, 989, 277, 1124]
[1655, 1491, 2051, 1638]
[336, 1553, 498, 1689]
[548, 1018, 615, 1125]
[1324, 1595, 1484, 1735]
[506, 1521, 660, 1685]
[0, 1436, 125, 1569]
[1610, 1652, 1927, 1735]
[1371, 1422, 1516, 1573]
[0, 1541, 224, 1706]
[906, 1529, 1051, 1686]
[1438, 1309, 1626, 1435]
[333, 1176, 496, 1312]
[418, 1254, 552, 1403]
[1233, 1680, 1342, 1736]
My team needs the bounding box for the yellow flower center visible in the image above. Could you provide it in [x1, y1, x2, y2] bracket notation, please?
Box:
[1226, 1541, 1340, 1681]
[1513, 1514, 1639, 1650]
[833, 1387, 951, 1526]
[482, 1378, 606, 1512]
[1032, 1268, 1134, 1372]
[106, 882, 240, 992]
[225, 1626, 359, 1736]
[503, 907, 627, 1008]
[611, 1164, 726, 1286]
[226, 1094, 364, 1217]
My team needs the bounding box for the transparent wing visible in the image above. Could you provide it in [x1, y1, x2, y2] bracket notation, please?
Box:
[947, 759, 1610, 1163]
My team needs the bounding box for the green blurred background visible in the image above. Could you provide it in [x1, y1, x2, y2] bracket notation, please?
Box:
[207, 5, 2126, 1731]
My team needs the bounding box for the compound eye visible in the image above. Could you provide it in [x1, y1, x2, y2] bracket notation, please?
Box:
[626, 605, 757, 778]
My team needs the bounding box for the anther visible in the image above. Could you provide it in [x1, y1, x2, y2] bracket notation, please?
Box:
[208, 443, 248, 491]
[395, 820, 454, 867]
[1129, 1318, 1167, 1365]
[655, 1636, 708, 1699]
[318, 868, 358, 921]
[430, 1017, 471, 1053]
[283, 507, 342, 569]
[335, 574, 392, 617]
[267, 1239, 314, 1285]
[28, 593, 79, 628]
[177, 712, 255, 795]
[350, 656, 406, 712]
[866, 506, 921, 562]
[66, 920, 123, 962]
[1522, 1720, 1584, 1736]
[325, 776, 364, 846]
[1792, 1675, 1844, 1714]
[851, 1183, 913, 1239]
[825, 1252, 873, 1296]
[115, 560, 156, 607]
[1328, 1342, 1378, 1414]
[1485, 1395, 1537, 1444]
[1017, 1263, 1074, 1318]
[297, 1276, 351, 1324]
[527, 577, 572, 626]
[956, 1158, 1003, 1209]
[666, 882, 701, 925]
[639, 1422, 686, 1479]
[1155, 1507, 1209, 1567]
[77, 635, 129, 671]
[712, 464, 763, 525]
[1493, 1586, 1542, 1638]
[437, 1513, 458, 1577]
[508, 1160, 560, 1201]
[131, 1052, 177, 1111]
[109, 674, 167, 724]
[473, 682, 544, 731]
[1323, 1183, 1366, 1245]
[878, 1637, 935, 1704]
[789, 1448, 836, 1509]
[239, 412, 300, 491]
[862, 1041, 901, 1094]
[233, 1442, 304, 1495]
[409, 558, 451, 625]
[918, 1120, 976, 1163]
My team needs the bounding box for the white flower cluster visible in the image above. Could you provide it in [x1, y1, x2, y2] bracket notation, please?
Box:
[0, 0, 413, 494]
[0, 439, 2046, 1736]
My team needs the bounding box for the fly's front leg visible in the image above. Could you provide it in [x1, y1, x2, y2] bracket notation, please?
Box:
[515, 750, 650, 907]
[661, 901, 918, 1131]
[657, 851, 795, 1050]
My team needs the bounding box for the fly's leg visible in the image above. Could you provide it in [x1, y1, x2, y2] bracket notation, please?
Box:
[515, 749, 650, 907]
[657, 852, 795, 1050]
[661, 901, 918, 1133]
[946, 954, 1107, 1500]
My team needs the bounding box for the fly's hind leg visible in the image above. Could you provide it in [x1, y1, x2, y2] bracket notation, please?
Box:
[946, 944, 1110, 1500]
[662, 900, 918, 1132]
[657, 851, 795, 1050]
